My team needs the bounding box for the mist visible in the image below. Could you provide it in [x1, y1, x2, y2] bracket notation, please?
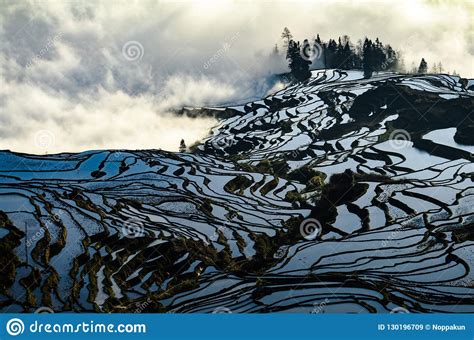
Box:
[0, 0, 472, 154]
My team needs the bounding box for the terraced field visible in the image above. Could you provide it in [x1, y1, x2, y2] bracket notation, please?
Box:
[1, 70, 473, 313]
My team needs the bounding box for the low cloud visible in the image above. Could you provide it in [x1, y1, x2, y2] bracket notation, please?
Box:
[0, 0, 472, 154]
[0, 82, 217, 154]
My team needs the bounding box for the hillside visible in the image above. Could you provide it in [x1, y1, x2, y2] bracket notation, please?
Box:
[0, 70, 473, 313]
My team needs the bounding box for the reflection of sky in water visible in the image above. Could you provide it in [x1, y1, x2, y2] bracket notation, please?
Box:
[0, 192, 35, 212]
[375, 141, 447, 171]
[423, 127, 474, 154]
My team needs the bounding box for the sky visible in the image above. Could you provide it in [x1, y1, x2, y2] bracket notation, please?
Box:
[0, 0, 473, 154]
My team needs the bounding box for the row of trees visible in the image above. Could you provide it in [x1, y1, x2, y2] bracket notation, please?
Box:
[286, 40, 312, 81]
[361, 37, 398, 78]
[280, 27, 437, 81]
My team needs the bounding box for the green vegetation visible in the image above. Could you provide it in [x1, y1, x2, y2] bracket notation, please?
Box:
[285, 190, 305, 207]
[224, 175, 253, 195]
[240, 159, 291, 178]
[0, 212, 23, 294]
[288, 165, 326, 183]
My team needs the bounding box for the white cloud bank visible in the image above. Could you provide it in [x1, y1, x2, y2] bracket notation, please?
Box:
[0, 0, 472, 154]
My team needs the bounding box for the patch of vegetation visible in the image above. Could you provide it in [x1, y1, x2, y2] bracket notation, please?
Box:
[20, 268, 41, 308]
[224, 175, 253, 195]
[260, 178, 279, 196]
[199, 198, 214, 216]
[240, 159, 290, 178]
[309, 169, 369, 225]
[0, 212, 24, 294]
[288, 165, 326, 183]
[306, 174, 325, 191]
[41, 269, 60, 309]
[280, 120, 293, 134]
[285, 190, 305, 207]
[91, 170, 106, 178]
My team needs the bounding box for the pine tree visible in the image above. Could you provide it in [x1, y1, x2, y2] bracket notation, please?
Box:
[278, 32, 400, 74]
[179, 139, 186, 152]
[273, 44, 279, 55]
[326, 39, 338, 68]
[315, 34, 322, 46]
[342, 40, 353, 69]
[362, 38, 374, 78]
[438, 62, 443, 73]
[383, 44, 398, 70]
[286, 40, 311, 81]
[418, 58, 428, 74]
[335, 37, 343, 67]
[372, 38, 386, 71]
[354, 39, 364, 69]
[315, 34, 325, 68]
[281, 27, 293, 50]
